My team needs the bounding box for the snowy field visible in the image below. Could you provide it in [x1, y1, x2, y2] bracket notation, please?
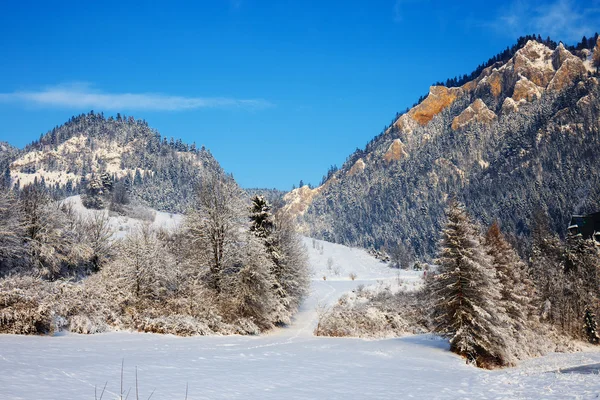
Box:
[1, 238, 600, 399]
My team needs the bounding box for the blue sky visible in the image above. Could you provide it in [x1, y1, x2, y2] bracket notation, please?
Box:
[0, 0, 598, 189]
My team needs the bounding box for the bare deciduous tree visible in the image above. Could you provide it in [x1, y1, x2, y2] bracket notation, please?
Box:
[0, 190, 25, 271]
[186, 174, 245, 293]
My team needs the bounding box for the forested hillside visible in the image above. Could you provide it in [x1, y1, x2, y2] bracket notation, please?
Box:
[287, 36, 600, 259]
[6, 112, 221, 212]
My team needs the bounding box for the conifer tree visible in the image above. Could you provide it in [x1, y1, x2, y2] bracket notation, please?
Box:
[428, 200, 511, 367]
[249, 195, 293, 324]
[249, 195, 274, 239]
[485, 221, 535, 327]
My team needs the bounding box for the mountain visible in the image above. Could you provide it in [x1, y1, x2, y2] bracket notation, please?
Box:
[285, 36, 600, 258]
[6, 112, 222, 212]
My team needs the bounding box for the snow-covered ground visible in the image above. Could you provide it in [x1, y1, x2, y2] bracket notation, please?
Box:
[1, 238, 600, 399]
[62, 195, 183, 239]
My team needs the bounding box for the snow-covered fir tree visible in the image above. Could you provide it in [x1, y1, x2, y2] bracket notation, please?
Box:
[249, 194, 310, 325]
[249, 195, 289, 323]
[484, 221, 535, 328]
[427, 200, 512, 367]
[249, 195, 274, 239]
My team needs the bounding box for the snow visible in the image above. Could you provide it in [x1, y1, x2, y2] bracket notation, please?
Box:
[521, 40, 554, 71]
[303, 236, 422, 283]
[1, 237, 600, 399]
[62, 195, 183, 239]
[583, 49, 596, 73]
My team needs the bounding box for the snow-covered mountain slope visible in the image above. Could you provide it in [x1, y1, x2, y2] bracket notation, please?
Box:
[287, 37, 600, 256]
[1, 237, 599, 399]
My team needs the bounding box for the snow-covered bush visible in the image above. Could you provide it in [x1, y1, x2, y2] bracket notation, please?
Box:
[315, 286, 428, 338]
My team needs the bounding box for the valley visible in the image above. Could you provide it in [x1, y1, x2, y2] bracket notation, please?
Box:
[1, 239, 599, 400]
[2, 12, 600, 397]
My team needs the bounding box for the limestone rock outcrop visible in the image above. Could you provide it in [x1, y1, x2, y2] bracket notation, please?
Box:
[451, 99, 497, 130]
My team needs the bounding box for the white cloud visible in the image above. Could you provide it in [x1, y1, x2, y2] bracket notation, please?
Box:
[491, 0, 600, 42]
[393, 0, 425, 23]
[393, 0, 404, 22]
[0, 83, 273, 111]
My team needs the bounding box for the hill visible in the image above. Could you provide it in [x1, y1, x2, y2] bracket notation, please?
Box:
[6, 112, 221, 212]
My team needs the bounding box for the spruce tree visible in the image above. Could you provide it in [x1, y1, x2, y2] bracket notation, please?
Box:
[249, 195, 290, 323]
[485, 221, 535, 328]
[249, 195, 274, 239]
[428, 200, 511, 367]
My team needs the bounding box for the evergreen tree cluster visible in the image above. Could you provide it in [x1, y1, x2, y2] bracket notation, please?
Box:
[428, 201, 600, 368]
[428, 201, 534, 367]
[530, 211, 600, 343]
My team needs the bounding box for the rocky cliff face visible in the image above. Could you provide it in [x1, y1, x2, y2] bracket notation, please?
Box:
[451, 99, 497, 131]
[286, 38, 600, 256]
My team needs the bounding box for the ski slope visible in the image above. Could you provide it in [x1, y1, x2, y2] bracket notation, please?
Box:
[1, 238, 600, 399]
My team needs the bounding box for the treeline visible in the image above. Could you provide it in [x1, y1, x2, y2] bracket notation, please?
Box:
[0, 177, 310, 335]
[27, 111, 203, 155]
